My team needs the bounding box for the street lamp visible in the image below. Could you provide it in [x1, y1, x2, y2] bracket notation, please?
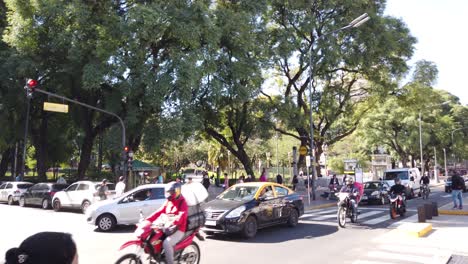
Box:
[308, 13, 370, 200]
[443, 148, 447, 178]
[418, 100, 450, 178]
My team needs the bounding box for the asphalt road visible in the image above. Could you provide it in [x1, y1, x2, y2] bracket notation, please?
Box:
[0, 185, 453, 264]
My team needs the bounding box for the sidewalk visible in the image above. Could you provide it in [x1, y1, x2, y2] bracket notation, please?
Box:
[438, 195, 468, 215]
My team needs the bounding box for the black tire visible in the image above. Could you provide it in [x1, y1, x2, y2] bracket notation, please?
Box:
[7, 195, 14, 205]
[53, 199, 61, 212]
[114, 253, 142, 264]
[179, 241, 200, 264]
[81, 200, 91, 214]
[390, 205, 397, 219]
[42, 199, 50, 209]
[241, 216, 257, 239]
[350, 208, 358, 223]
[287, 209, 299, 227]
[19, 197, 26, 207]
[337, 207, 346, 228]
[97, 214, 116, 232]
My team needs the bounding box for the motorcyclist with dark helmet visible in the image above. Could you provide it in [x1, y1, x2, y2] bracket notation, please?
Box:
[142, 183, 188, 264]
[389, 177, 406, 195]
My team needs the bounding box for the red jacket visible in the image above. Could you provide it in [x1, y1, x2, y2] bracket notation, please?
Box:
[146, 196, 188, 232]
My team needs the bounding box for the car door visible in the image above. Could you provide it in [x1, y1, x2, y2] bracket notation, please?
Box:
[256, 185, 278, 226]
[61, 183, 79, 206]
[73, 183, 90, 207]
[117, 188, 153, 224]
[23, 185, 35, 205]
[273, 185, 292, 221]
[36, 184, 49, 205]
[142, 187, 166, 217]
[5, 183, 13, 200]
[0, 183, 7, 202]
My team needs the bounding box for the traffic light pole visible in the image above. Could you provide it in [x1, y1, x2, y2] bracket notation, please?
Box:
[20, 96, 31, 180]
[30, 87, 127, 178]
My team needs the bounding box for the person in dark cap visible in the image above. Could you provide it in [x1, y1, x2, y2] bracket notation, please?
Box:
[5, 232, 78, 264]
[97, 179, 109, 200]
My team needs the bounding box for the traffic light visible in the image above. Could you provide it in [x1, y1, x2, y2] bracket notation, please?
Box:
[24, 79, 38, 98]
[124, 146, 133, 169]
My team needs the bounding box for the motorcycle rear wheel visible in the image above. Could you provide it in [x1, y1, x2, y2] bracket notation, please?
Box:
[115, 253, 143, 264]
[337, 207, 347, 228]
[178, 241, 200, 264]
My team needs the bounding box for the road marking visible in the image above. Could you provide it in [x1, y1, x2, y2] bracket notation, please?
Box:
[441, 194, 451, 198]
[312, 214, 337, 220]
[357, 211, 381, 219]
[303, 208, 336, 215]
[366, 250, 434, 263]
[361, 215, 390, 225]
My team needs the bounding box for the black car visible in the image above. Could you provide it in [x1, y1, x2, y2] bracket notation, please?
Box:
[445, 176, 467, 193]
[19, 182, 69, 209]
[360, 181, 391, 205]
[202, 182, 304, 239]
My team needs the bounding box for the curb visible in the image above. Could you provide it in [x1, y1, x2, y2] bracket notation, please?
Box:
[395, 223, 432, 238]
[438, 209, 468, 216]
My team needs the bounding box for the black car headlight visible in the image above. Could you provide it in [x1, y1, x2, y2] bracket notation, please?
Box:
[225, 206, 246, 219]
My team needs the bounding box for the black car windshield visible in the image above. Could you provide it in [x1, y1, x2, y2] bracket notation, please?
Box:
[17, 184, 33, 189]
[364, 182, 380, 189]
[218, 186, 259, 201]
[384, 171, 409, 180]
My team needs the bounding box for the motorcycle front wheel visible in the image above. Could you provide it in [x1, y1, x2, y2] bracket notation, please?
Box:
[337, 207, 347, 228]
[115, 253, 143, 264]
[178, 241, 200, 264]
[389, 205, 397, 219]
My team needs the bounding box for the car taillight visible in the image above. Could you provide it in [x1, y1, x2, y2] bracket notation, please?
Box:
[14, 190, 20, 194]
[49, 191, 56, 197]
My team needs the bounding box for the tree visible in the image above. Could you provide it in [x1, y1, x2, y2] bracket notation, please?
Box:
[265, 0, 416, 177]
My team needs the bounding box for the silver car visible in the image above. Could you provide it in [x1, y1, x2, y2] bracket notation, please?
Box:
[0, 181, 34, 205]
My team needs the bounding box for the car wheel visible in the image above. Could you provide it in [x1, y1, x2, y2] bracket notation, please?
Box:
[7, 196, 14, 205]
[287, 209, 299, 227]
[53, 199, 61, 212]
[97, 214, 116, 232]
[81, 200, 91, 214]
[42, 199, 50, 209]
[19, 197, 26, 207]
[241, 216, 257, 239]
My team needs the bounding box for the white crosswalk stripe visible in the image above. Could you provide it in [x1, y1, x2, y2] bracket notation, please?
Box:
[300, 207, 394, 226]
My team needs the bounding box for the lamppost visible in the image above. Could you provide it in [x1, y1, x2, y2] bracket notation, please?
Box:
[418, 101, 450, 178]
[21, 79, 38, 180]
[308, 13, 370, 200]
[443, 148, 447, 177]
[275, 130, 279, 175]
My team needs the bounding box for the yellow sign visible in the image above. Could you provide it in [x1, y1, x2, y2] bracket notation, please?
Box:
[299, 146, 308, 155]
[43, 102, 69, 113]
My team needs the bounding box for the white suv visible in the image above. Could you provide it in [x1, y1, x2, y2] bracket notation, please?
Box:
[383, 168, 421, 198]
[52, 181, 115, 213]
[0, 181, 34, 205]
[86, 184, 167, 231]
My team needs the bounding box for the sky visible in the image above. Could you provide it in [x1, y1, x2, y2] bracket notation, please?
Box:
[385, 0, 468, 105]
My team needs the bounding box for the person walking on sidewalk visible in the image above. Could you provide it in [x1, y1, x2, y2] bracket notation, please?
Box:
[292, 175, 298, 191]
[451, 174, 464, 210]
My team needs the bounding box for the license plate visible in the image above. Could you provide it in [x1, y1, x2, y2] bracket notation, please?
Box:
[205, 220, 217, 226]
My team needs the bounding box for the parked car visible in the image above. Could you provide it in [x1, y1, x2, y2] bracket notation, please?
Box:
[0, 181, 34, 205]
[52, 181, 115, 213]
[19, 183, 69, 209]
[383, 168, 421, 198]
[202, 182, 304, 239]
[444, 176, 467, 193]
[360, 181, 391, 205]
[86, 184, 168, 232]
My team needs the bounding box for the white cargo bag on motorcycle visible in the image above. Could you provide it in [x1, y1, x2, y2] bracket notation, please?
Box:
[181, 182, 208, 231]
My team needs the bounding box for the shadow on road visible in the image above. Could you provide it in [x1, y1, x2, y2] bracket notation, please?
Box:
[93, 225, 136, 234]
[206, 222, 339, 243]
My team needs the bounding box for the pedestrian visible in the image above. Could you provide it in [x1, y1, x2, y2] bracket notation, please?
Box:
[157, 174, 164, 183]
[276, 174, 283, 184]
[187, 177, 193, 184]
[202, 173, 210, 190]
[15, 175, 20, 181]
[238, 174, 245, 184]
[259, 168, 267, 182]
[223, 173, 229, 190]
[97, 179, 109, 200]
[342, 174, 347, 186]
[176, 176, 182, 183]
[292, 175, 298, 191]
[451, 174, 464, 210]
[244, 174, 252, 182]
[57, 176, 67, 184]
[5, 231, 78, 264]
[115, 176, 126, 197]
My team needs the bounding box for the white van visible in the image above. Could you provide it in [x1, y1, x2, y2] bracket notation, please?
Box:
[383, 168, 421, 199]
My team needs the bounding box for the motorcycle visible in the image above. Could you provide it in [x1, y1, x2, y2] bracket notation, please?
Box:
[337, 192, 358, 228]
[420, 184, 430, 200]
[389, 193, 406, 219]
[115, 213, 204, 264]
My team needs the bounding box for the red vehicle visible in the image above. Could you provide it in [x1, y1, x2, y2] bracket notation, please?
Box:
[115, 222, 203, 264]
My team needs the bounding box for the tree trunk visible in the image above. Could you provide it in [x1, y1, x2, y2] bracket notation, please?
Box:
[97, 134, 103, 174]
[77, 133, 94, 180]
[33, 113, 49, 182]
[235, 148, 255, 179]
[0, 147, 13, 177]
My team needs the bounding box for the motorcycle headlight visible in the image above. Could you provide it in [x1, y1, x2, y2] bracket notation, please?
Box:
[371, 191, 379, 196]
[225, 205, 246, 219]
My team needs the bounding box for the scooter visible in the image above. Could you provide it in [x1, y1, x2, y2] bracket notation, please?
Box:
[389, 193, 406, 219]
[115, 213, 204, 264]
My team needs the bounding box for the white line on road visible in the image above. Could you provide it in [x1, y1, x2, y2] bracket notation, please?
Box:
[356, 211, 381, 219]
[442, 194, 451, 198]
[361, 215, 390, 225]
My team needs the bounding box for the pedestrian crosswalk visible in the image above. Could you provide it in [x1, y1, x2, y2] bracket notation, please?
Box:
[299, 207, 401, 226]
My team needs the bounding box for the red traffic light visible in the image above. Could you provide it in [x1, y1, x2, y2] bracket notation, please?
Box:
[124, 146, 129, 152]
[27, 79, 38, 89]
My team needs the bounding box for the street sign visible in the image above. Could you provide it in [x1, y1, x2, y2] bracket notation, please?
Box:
[43, 102, 68, 113]
[306, 155, 311, 167]
[299, 146, 307, 155]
